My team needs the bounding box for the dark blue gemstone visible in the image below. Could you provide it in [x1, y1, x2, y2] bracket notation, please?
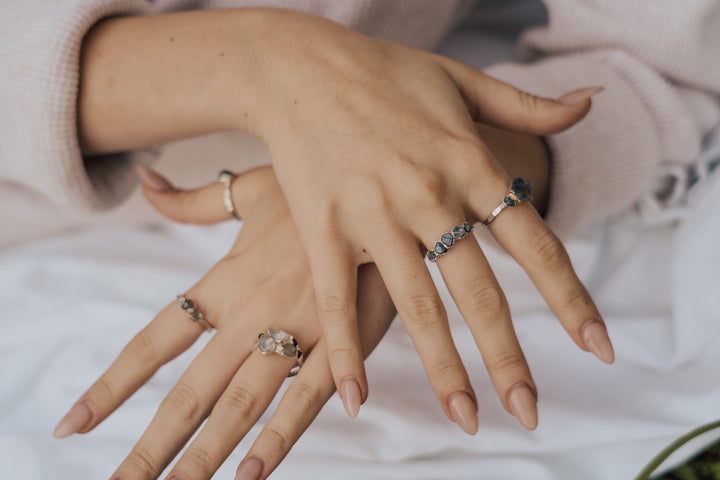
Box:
[510, 177, 533, 202]
[181, 299, 195, 310]
[441, 233, 454, 248]
[503, 196, 516, 207]
[434, 242, 447, 255]
[463, 222, 473, 233]
[427, 251, 438, 262]
[220, 169, 233, 177]
[452, 225, 466, 238]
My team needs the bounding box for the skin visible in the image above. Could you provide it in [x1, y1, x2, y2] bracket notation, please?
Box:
[58, 7, 615, 479]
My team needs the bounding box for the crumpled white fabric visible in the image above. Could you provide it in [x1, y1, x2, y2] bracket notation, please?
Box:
[0, 131, 719, 480]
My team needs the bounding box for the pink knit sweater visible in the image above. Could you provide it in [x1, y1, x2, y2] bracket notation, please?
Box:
[1, 0, 719, 238]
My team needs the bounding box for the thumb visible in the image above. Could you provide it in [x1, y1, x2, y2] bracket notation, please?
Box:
[135, 164, 239, 225]
[439, 56, 602, 135]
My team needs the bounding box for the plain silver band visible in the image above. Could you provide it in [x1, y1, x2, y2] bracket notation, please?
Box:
[220, 173, 241, 221]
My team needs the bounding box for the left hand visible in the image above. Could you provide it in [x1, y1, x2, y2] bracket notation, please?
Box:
[53, 166, 396, 480]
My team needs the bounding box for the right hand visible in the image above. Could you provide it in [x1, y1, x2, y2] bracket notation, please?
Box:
[248, 10, 613, 431]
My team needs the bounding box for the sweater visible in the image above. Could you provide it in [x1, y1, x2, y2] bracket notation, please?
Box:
[1, 0, 719, 238]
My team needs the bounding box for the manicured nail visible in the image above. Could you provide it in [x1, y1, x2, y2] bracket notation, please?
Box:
[235, 456, 264, 480]
[507, 383, 538, 430]
[582, 319, 615, 364]
[53, 401, 92, 438]
[340, 378, 361, 419]
[557, 86, 605, 105]
[448, 392, 478, 435]
[135, 164, 173, 192]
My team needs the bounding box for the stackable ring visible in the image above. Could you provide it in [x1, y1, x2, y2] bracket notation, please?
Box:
[426, 222, 474, 262]
[176, 295, 215, 332]
[219, 169, 241, 221]
[482, 177, 534, 227]
[257, 329, 304, 377]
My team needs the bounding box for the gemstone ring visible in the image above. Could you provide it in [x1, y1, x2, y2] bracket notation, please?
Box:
[481, 177, 534, 227]
[257, 329, 304, 377]
[176, 295, 215, 332]
[426, 221, 474, 262]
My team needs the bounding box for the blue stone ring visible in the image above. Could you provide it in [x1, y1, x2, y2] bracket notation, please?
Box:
[219, 169, 241, 221]
[426, 222, 474, 262]
[481, 178, 534, 227]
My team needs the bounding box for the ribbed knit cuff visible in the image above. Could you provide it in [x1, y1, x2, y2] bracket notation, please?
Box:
[484, 52, 664, 239]
[0, 0, 153, 211]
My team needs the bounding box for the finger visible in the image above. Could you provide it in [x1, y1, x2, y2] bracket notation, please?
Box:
[136, 164, 270, 224]
[367, 227, 479, 435]
[424, 218, 538, 430]
[165, 348, 296, 480]
[110, 327, 255, 480]
[236, 265, 395, 479]
[53, 300, 205, 439]
[306, 241, 366, 419]
[472, 187, 614, 364]
[236, 340, 336, 480]
[436, 55, 601, 135]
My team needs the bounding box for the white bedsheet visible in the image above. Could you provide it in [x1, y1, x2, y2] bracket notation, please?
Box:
[1, 131, 719, 480]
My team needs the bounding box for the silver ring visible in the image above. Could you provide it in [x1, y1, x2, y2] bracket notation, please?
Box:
[176, 295, 214, 332]
[482, 178, 534, 227]
[219, 170, 241, 221]
[257, 329, 304, 377]
[426, 222, 474, 262]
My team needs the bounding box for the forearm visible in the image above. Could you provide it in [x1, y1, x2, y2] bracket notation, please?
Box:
[78, 9, 272, 155]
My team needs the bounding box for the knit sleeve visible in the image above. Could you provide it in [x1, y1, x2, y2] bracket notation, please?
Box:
[484, 0, 720, 238]
[0, 0, 154, 211]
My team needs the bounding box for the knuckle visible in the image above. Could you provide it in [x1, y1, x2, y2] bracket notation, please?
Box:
[287, 381, 323, 412]
[218, 385, 258, 421]
[405, 294, 445, 328]
[125, 445, 158, 476]
[467, 284, 507, 315]
[182, 445, 216, 474]
[263, 424, 292, 453]
[124, 328, 157, 367]
[328, 346, 356, 362]
[91, 376, 116, 409]
[429, 358, 464, 379]
[532, 230, 569, 268]
[490, 350, 527, 373]
[161, 382, 202, 422]
[404, 164, 446, 209]
[317, 294, 355, 319]
[565, 288, 593, 312]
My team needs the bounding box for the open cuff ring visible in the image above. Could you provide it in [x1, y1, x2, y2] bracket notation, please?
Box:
[177, 295, 215, 332]
[257, 329, 304, 377]
[481, 177, 534, 227]
[426, 221, 474, 262]
[219, 169, 241, 221]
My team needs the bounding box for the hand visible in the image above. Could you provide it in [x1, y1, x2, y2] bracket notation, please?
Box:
[250, 10, 613, 430]
[53, 166, 396, 480]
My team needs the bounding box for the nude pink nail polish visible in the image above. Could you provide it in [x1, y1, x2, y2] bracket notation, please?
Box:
[341, 378, 361, 419]
[507, 383, 538, 430]
[235, 456, 264, 480]
[582, 319, 615, 364]
[557, 86, 605, 105]
[448, 392, 478, 435]
[53, 401, 92, 438]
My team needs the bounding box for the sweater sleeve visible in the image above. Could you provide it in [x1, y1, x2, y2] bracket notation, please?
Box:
[0, 0, 154, 211]
[484, 0, 720, 238]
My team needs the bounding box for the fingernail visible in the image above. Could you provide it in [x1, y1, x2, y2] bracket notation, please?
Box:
[135, 164, 173, 192]
[557, 86, 604, 105]
[448, 392, 478, 435]
[507, 383, 538, 430]
[582, 319, 615, 364]
[340, 378, 361, 419]
[235, 456, 264, 480]
[53, 401, 92, 438]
